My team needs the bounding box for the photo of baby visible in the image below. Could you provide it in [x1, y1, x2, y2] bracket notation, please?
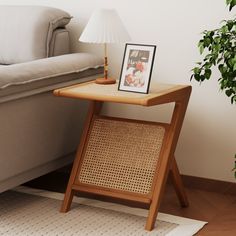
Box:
[119, 44, 156, 94]
[124, 50, 150, 88]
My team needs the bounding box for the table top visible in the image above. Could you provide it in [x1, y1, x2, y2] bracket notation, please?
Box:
[53, 80, 191, 106]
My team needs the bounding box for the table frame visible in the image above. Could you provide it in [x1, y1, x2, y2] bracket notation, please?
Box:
[54, 81, 192, 231]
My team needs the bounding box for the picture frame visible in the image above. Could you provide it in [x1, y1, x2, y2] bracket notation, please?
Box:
[118, 43, 156, 94]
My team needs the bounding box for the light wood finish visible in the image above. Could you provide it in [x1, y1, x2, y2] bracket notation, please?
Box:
[95, 77, 116, 84]
[104, 44, 108, 80]
[94, 44, 116, 85]
[55, 80, 191, 231]
[53, 80, 190, 106]
[60, 101, 103, 213]
[72, 184, 151, 204]
[144, 93, 191, 230]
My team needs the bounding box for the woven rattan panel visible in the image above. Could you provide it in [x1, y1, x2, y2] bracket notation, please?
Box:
[78, 117, 165, 195]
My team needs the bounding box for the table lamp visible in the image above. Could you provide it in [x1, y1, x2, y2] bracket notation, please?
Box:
[79, 9, 131, 84]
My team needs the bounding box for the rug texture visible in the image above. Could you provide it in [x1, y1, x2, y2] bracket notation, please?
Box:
[0, 187, 207, 236]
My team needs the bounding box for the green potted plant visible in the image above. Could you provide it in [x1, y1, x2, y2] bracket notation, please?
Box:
[191, 0, 236, 177]
[191, 0, 236, 103]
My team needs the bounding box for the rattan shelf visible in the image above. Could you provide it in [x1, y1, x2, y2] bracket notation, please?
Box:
[54, 80, 192, 231]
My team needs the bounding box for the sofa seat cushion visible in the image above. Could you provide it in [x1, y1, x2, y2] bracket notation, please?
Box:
[0, 6, 72, 64]
[0, 53, 103, 101]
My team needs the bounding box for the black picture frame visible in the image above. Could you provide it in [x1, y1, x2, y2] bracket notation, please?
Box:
[118, 43, 156, 94]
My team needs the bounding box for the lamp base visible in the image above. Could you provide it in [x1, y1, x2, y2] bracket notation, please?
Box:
[95, 78, 116, 85]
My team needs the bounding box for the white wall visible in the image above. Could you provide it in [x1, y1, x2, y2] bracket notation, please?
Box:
[1, 0, 235, 182]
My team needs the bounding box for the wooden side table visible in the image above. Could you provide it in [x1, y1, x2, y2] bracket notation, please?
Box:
[54, 81, 191, 231]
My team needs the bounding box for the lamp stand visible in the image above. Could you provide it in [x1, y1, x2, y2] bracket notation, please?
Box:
[96, 43, 116, 85]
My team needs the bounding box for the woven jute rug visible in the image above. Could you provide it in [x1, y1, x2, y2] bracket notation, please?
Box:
[0, 187, 206, 236]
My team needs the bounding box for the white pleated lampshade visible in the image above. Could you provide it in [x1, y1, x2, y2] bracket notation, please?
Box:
[79, 9, 131, 44]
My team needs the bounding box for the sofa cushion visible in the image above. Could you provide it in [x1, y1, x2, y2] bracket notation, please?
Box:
[0, 6, 72, 64]
[0, 53, 103, 101]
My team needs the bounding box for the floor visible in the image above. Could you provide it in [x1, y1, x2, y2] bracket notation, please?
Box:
[25, 171, 236, 236]
[161, 184, 236, 235]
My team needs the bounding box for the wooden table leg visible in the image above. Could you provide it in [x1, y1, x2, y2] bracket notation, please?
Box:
[145, 98, 190, 231]
[170, 157, 189, 207]
[60, 101, 103, 213]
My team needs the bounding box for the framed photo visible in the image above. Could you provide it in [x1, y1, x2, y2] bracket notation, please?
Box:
[118, 43, 156, 94]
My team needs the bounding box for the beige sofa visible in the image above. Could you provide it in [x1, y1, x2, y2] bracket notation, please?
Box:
[0, 6, 103, 192]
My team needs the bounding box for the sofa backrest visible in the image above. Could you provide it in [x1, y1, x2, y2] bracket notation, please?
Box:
[0, 6, 72, 64]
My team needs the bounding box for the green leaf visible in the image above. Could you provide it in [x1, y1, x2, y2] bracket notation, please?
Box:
[193, 67, 201, 74]
[205, 69, 212, 80]
[229, 58, 234, 67]
[229, 2, 236, 11]
[200, 75, 206, 81]
[224, 51, 231, 59]
[231, 95, 236, 104]
[198, 41, 205, 54]
[214, 36, 221, 44]
[194, 74, 201, 82]
[198, 40, 204, 48]
[199, 45, 204, 54]
[233, 63, 236, 71]
[204, 37, 212, 47]
[218, 64, 224, 73]
[221, 25, 229, 33]
[226, 89, 233, 97]
[227, 20, 234, 30]
[204, 62, 212, 69]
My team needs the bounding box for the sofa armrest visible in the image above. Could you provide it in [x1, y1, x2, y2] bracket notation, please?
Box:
[0, 6, 72, 64]
[0, 53, 103, 90]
